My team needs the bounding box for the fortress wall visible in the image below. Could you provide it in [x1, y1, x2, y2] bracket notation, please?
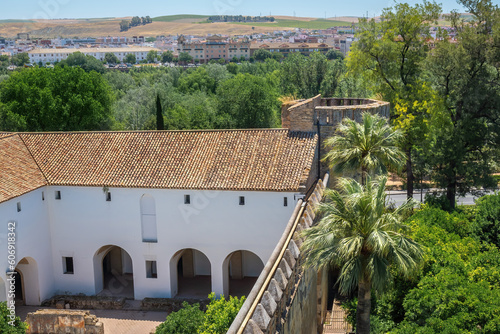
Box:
[228, 175, 329, 334]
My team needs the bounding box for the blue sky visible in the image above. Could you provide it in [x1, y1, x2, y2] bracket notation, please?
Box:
[2, 0, 469, 20]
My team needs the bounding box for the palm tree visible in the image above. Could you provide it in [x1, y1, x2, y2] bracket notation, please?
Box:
[323, 112, 405, 185]
[302, 176, 422, 334]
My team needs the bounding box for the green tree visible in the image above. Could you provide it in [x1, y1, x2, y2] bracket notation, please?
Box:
[198, 293, 246, 334]
[302, 176, 423, 334]
[104, 52, 119, 64]
[147, 50, 158, 63]
[10, 53, 29, 66]
[58, 52, 105, 73]
[253, 49, 272, 61]
[161, 51, 174, 63]
[124, 53, 136, 64]
[178, 67, 216, 94]
[323, 112, 405, 185]
[156, 93, 164, 130]
[226, 62, 238, 75]
[424, 0, 500, 209]
[472, 193, 500, 247]
[0, 67, 113, 131]
[325, 49, 344, 60]
[387, 205, 500, 333]
[279, 52, 331, 98]
[216, 73, 279, 128]
[0, 301, 28, 334]
[178, 52, 193, 64]
[120, 20, 129, 32]
[348, 1, 441, 199]
[155, 302, 204, 334]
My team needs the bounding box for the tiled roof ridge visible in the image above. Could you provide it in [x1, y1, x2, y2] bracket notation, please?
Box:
[16, 128, 306, 135]
[0, 132, 17, 139]
[16, 133, 50, 185]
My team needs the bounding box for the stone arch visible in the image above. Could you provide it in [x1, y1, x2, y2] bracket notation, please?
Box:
[169, 249, 211, 298]
[222, 250, 264, 297]
[93, 245, 134, 299]
[15, 257, 40, 306]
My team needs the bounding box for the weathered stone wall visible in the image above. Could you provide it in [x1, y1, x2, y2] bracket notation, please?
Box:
[26, 309, 104, 334]
[227, 176, 329, 334]
[281, 95, 322, 132]
[44, 295, 125, 310]
[282, 96, 391, 177]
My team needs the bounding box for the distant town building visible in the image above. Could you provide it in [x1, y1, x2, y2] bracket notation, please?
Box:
[250, 42, 333, 58]
[340, 37, 354, 56]
[16, 33, 30, 40]
[177, 35, 250, 63]
[28, 47, 161, 64]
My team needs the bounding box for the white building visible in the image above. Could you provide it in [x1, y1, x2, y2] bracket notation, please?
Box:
[0, 129, 317, 305]
[28, 47, 161, 65]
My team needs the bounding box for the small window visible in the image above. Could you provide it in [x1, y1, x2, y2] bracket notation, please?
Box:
[239, 196, 245, 205]
[55, 191, 61, 200]
[284, 197, 288, 207]
[42, 191, 45, 201]
[106, 192, 112, 201]
[184, 195, 191, 204]
[63, 257, 74, 274]
[16, 202, 21, 212]
[146, 261, 157, 278]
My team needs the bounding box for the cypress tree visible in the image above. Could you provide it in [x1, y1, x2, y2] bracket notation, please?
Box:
[156, 94, 164, 130]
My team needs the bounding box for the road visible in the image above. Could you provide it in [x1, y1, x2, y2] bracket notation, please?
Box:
[386, 189, 497, 207]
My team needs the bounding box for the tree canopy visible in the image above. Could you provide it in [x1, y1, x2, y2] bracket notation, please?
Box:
[0, 67, 113, 131]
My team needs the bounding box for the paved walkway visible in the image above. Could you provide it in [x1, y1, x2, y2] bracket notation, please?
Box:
[16, 305, 167, 334]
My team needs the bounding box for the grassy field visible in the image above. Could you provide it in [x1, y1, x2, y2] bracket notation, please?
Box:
[153, 15, 209, 22]
[238, 18, 355, 29]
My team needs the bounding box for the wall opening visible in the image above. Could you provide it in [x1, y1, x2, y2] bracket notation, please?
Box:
[93, 245, 134, 299]
[14, 257, 40, 306]
[140, 194, 157, 242]
[223, 250, 264, 297]
[170, 249, 211, 298]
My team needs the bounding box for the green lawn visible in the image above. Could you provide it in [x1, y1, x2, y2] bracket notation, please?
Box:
[237, 19, 356, 30]
[153, 15, 209, 22]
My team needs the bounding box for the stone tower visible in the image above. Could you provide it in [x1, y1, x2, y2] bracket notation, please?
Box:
[281, 94, 391, 179]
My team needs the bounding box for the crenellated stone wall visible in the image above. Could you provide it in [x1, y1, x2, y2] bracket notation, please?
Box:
[282, 95, 391, 176]
[227, 175, 329, 334]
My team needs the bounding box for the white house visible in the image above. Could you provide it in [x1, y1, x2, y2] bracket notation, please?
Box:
[0, 129, 317, 305]
[28, 47, 161, 65]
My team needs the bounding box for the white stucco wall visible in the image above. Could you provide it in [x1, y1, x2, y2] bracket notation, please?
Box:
[0, 185, 298, 302]
[0, 188, 53, 305]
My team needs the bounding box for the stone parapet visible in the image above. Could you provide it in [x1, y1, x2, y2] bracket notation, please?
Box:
[227, 174, 329, 334]
[281, 95, 390, 177]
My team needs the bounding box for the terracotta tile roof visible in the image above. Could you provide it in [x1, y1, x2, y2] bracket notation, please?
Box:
[0, 134, 47, 203]
[0, 130, 317, 202]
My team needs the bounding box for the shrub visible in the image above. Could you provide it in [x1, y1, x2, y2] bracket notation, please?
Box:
[198, 293, 245, 334]
[0, 301, 28, 334]
[155, 302, 204, 334]
[472, 193, 500, 247]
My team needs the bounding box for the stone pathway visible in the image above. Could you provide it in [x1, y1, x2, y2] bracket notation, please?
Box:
[322, 300, 352, 334]
[16, 305, 167, 334]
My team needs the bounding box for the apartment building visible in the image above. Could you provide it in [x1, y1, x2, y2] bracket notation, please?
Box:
[177, 35, 250, 63]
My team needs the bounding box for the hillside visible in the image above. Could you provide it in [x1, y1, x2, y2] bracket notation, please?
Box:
[0, 14, 357, 38]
